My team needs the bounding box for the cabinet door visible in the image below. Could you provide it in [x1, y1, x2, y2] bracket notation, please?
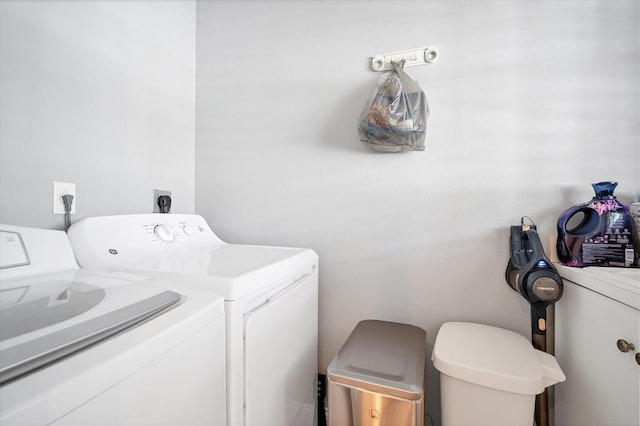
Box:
[555, 280, 640, 426]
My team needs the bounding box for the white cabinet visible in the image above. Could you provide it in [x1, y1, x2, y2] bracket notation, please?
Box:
[554, 266, 640, 426]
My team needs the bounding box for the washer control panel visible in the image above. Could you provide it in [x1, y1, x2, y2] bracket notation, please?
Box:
[141, 219, 207, 244]
[67, 214, 224, 269]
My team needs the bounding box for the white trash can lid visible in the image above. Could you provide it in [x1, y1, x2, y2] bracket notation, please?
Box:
[432, 322, 565, 395]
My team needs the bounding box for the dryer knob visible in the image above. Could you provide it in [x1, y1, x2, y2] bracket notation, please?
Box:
[154, 224, 175, 242]
[182, 225, 195, 236]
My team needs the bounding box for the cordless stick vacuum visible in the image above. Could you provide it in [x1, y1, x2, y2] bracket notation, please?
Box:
[505, 218, 563, 426]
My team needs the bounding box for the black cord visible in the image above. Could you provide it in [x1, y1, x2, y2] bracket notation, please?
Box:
[317, 374, 327, 426]
[425, 410, 434, 426]
[61, 194, 74, 231]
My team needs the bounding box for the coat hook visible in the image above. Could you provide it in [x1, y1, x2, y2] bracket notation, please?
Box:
[371, 45, 439, 72]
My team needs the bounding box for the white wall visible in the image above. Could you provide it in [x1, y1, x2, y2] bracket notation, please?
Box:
[0, 0, 196, 230]
[0, 0, 637, 422]
[196, 1, 639, 421]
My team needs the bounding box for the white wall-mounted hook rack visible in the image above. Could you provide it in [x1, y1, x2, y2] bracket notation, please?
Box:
[371, 45, 439, 72]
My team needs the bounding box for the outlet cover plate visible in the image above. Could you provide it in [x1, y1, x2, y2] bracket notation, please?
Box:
[53, 181, 76, 214]
[153, 189, 172, 213]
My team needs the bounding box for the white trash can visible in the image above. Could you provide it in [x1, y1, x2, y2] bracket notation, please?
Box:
[432, 322, 566, 426]
[327, 320, 427, 426]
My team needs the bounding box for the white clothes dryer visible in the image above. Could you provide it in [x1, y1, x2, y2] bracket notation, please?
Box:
[67, 214, 319, 426]
[0, 225, 226, 426]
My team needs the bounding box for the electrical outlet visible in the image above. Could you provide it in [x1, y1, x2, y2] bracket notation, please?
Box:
[53, 181, 76, 214]
[153, 189, 172, 213]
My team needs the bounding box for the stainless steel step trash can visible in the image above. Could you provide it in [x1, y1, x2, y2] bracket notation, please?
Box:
[327, 320, 427, 426]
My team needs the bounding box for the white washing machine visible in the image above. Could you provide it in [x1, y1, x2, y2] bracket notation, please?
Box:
[0, 225, 226, 426]
[67, 214, 319, 426]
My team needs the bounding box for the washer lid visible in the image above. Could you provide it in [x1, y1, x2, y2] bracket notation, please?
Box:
[327, 320, 426, 401]
[432, 322, 565, 395]
[0, 270, 180, 384]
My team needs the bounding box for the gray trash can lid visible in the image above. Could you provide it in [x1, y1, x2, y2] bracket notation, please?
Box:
[327, 320, 426, 401]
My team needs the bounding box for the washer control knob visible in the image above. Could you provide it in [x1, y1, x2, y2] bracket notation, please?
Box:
[154, 224, 175, 242]
[182, 224, 195, 236]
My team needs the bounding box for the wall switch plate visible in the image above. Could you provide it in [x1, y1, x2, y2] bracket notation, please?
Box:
[153, 189, 172, 213]
[53, 181, 76, 214]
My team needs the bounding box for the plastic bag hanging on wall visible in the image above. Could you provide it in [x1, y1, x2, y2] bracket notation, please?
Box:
[357, 61, 429, 152]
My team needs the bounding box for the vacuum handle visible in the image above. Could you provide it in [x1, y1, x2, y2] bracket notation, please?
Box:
[510, 226, 528, 268]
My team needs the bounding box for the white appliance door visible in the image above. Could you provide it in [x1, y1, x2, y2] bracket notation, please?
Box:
[244, 274, 318, 426]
